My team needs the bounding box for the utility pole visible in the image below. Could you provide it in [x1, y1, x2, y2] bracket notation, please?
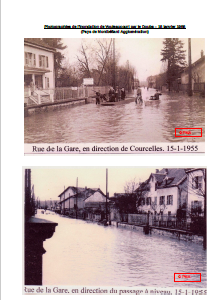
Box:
[106, 169, 108, 221]
[76, 177, 78, 219]
[69, 193, 70, 214]
[188, 38, 192, 96]
[113, 38, 116, 90]
[25, 169, 32, 220]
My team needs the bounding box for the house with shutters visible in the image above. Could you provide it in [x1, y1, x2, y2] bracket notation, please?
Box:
[24, 38, 56, 105]
[185, 168, 206, 216]
[137, 168, 188, 218]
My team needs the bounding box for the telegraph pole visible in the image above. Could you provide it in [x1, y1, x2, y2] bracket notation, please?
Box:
[113, 38, 116, 90]
[106, 169, 108, 221]
[76, 177, 78, 219]
[188, 38, 192, 96]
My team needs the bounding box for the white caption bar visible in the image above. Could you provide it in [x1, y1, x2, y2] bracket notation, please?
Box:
[25, 143, 205, 155]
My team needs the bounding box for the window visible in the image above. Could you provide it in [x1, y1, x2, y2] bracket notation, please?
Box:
[159, 196, 165, 205]
[167, 195, 173, 205]
[192, 176, 203, 189]
[25, 52, 36, 66]
[168, 211, 171, 220]
[191, 201, 202, 214]
[39, 55, 49, 68]
[45, 77, 49, 88]
[146, 197, 152, 205]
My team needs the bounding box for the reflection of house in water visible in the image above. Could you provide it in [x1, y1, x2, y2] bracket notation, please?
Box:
[24, 38, 56, 105]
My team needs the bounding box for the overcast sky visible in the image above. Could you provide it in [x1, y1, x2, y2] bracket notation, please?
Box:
[30, 167, 157, 201]
[62, 38, 205, 81]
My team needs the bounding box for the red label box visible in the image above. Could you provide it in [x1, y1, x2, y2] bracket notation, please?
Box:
[175, 128, 202, 137]
[174, 273, 201, 282]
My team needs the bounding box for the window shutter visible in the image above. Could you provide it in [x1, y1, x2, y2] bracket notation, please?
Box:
[25, 52, 28, 65]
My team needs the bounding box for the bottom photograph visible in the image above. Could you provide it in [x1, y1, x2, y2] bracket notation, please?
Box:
[24, 167, 207, 295]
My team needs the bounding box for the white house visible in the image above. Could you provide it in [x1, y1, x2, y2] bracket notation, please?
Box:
[24, 38, 56, 104]
[137, 168, 188, 217]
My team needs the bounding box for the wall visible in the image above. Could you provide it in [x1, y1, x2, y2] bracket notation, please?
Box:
[85, 191, 106, 204]
[187, 169, 205, 210]
[181, 58, 205, 88]
[157, 186, 178, 215]
[60, 187, 75, 202]
[150, 228, 203, 244]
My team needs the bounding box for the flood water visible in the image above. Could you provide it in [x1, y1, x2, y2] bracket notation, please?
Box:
[24, 88, 205, 143]
[39, 211, 207, 288]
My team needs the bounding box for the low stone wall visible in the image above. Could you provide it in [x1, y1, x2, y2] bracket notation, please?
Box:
[25, 98, 92, 117]
[118, 222, 149, 233]
[150, 228, 203, 244]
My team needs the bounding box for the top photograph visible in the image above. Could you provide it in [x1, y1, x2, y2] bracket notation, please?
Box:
[24, 38, 205, 154]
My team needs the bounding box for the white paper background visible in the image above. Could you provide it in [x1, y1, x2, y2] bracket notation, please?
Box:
[1, 0, 220, 299]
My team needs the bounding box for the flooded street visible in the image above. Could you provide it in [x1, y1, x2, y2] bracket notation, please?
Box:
[24, 88, 205, 143]
[39, 211, 207, 288]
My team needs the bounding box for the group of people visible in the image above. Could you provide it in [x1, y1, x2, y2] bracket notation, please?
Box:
[108, 86, 126, 102]
[95, 86, 126, 105]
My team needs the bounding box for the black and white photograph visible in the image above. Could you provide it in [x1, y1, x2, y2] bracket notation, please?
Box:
[24, 38, 205, 154]
[24, 167, 207, 294]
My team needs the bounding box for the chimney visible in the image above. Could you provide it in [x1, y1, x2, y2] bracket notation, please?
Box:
[201, 50, 204, 58]
[156, 169, 159, 173]
[165, 168, 168, 175]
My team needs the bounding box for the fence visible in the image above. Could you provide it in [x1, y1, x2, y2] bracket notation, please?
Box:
[194, 82, 205, 92]
[54, 86, 110, 102]
[151, 214, 189, 230]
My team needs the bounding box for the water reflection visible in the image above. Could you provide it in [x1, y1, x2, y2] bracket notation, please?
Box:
[40, 212, 207, 288]
[24, 88, 205, 143]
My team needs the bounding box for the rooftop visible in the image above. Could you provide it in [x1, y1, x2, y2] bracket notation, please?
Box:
[24, 38, 56, 52]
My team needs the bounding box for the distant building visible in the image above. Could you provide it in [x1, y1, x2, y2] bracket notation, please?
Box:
[24, 38, 56, 104]
[84, 189, 109, 221]
[58, 186, 109, 220]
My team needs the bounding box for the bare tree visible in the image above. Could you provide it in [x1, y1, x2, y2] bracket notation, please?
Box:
[76, 42, 93, 78]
